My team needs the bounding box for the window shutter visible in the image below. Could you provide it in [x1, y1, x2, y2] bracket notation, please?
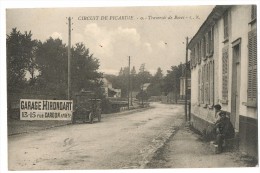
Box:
[203, 36, 207, 61]
[247, 29, 257, 101]
[194, 47, 197, 67]
[203, 64, 206, 103]
[205, 33, 209, 57]
[201, 66, 204, 104]
[224, 12, 229, 39]
[211, 26, 214, 54]
[210, 61, 214, 104]
[192, 49, 195, 67]
[190, 51, 193, 69]
[205, 64, 209, 104]
[201, 38, 205, 60]
[208, 30, 211, 55]
[222, 46, 229, 101]
[198, 69, 201, 103]
[198, 41, 201, 64]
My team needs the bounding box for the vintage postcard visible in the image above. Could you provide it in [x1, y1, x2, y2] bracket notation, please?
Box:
[1, 1, 259, 172]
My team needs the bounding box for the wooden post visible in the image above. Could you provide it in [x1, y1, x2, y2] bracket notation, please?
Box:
[68, 17, 71, 100]
[185, 37, 189, 122]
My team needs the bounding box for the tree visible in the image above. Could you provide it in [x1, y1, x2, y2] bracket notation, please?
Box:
[116, 67, 130, 97]
[153, 67, 163, 82]
[147, 67, 164, 96]
[136, 64, 152, 89]
[26, 40, 39, 86]
[35, 37, 68, 96]
[131, 66, 136, 76]
[6, 28, 38, 92]
[162, 64, 184, 102]
[71, 43, 103, 96]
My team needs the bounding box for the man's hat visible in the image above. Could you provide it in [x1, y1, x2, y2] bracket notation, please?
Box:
[214, 104, 221, 110]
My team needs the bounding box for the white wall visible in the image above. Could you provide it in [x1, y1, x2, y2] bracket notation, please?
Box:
[191, 5, 258, 126]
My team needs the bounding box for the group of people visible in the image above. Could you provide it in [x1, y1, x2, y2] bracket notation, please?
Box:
[213, 104, 235, 154]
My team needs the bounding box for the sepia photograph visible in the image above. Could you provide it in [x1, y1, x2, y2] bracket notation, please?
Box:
[0, 0, 259, 172]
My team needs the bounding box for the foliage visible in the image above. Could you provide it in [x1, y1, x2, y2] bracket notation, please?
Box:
[71, 43, 103, 96]
[35, 37, 68, 96]
[7, 28, 104, 100]
[136, 90, 149, 102]
[161, 63, 190, 101]
[147, 67, 164, 96]
[6, 28, 38, 92]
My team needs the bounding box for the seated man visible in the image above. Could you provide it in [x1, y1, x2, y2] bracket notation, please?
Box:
[213, 104, 235, 153]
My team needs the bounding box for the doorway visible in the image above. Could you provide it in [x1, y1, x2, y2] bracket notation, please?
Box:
[231, 40, 241, 130]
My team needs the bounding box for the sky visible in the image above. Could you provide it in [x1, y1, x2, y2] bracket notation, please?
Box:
[6, 5, 214, 75]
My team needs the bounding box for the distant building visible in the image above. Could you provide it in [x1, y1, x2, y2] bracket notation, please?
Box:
[188, 5, 257, 158]
[179, 62, 191, 100]
[179, 77, 191, 100]
[142, 83, 151, 91]
[102, 78, 121, 98]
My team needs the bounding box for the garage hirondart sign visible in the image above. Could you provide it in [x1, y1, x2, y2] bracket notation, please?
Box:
[20, 99, 73, 120]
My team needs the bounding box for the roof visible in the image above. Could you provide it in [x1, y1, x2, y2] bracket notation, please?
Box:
[188, 5, 232, 49]
[142, 83, 151, 90]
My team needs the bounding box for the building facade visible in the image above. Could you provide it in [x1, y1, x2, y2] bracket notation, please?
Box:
[179, 77, 191, 100]
[188, 5, 257, 158]
[102, 78, 121, 98]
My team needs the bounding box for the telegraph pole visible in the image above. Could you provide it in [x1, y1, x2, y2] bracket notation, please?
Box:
[130, 69, 133, 106]
[127, 56, 131, 109]
[140, 64, 145, 107]
[185, 37, 189, 122]
[67, 17, 71, 100]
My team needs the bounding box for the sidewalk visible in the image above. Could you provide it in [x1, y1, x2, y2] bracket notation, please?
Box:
[147, 123, 258, 168]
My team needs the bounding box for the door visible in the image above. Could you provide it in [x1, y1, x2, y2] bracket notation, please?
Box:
[231, 42, 241, 130]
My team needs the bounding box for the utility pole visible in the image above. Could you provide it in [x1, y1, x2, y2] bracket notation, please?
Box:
[67, 17, 72, 100]
[130, 70, 133, 106]
[139, 64, 145, 107]
[128, 56, 130, 109]
[185, 37, 189, 122]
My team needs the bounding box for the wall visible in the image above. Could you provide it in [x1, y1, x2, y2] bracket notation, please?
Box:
[190, 5, 258, 159]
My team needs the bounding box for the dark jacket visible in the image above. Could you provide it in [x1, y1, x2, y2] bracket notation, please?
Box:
[215, 116, 235, 139]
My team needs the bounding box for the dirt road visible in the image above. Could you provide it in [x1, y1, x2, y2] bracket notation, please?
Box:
[8, 103, 185, 170]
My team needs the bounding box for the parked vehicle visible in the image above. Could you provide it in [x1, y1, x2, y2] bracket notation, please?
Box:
[72, 91, 101, 124]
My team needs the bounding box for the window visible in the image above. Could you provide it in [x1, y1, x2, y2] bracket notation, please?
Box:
[247, 29, 257, 104]
[209, 61, 214, 105]
[222, 46, 229, 101]
[205, 33, 209, 57]
[205, 27, 214, 57]
[223, 12, 229, 40]
[190, 51, 193, 69]
[201, 66, 204, 104]
[196, 43, 200, 64]
[210, 26, 214, 54]
[198, 61, 214, 106]
[198, 41, 201, 64]
[208, 30, 211, 56]
[205, 64, 209, 104]
[198, 69, 201, 103]
[202, 36, 206, 60]
[194, 47, 197, 67]
[191, 48, 195, 68]
[251, 5, 257, 20]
